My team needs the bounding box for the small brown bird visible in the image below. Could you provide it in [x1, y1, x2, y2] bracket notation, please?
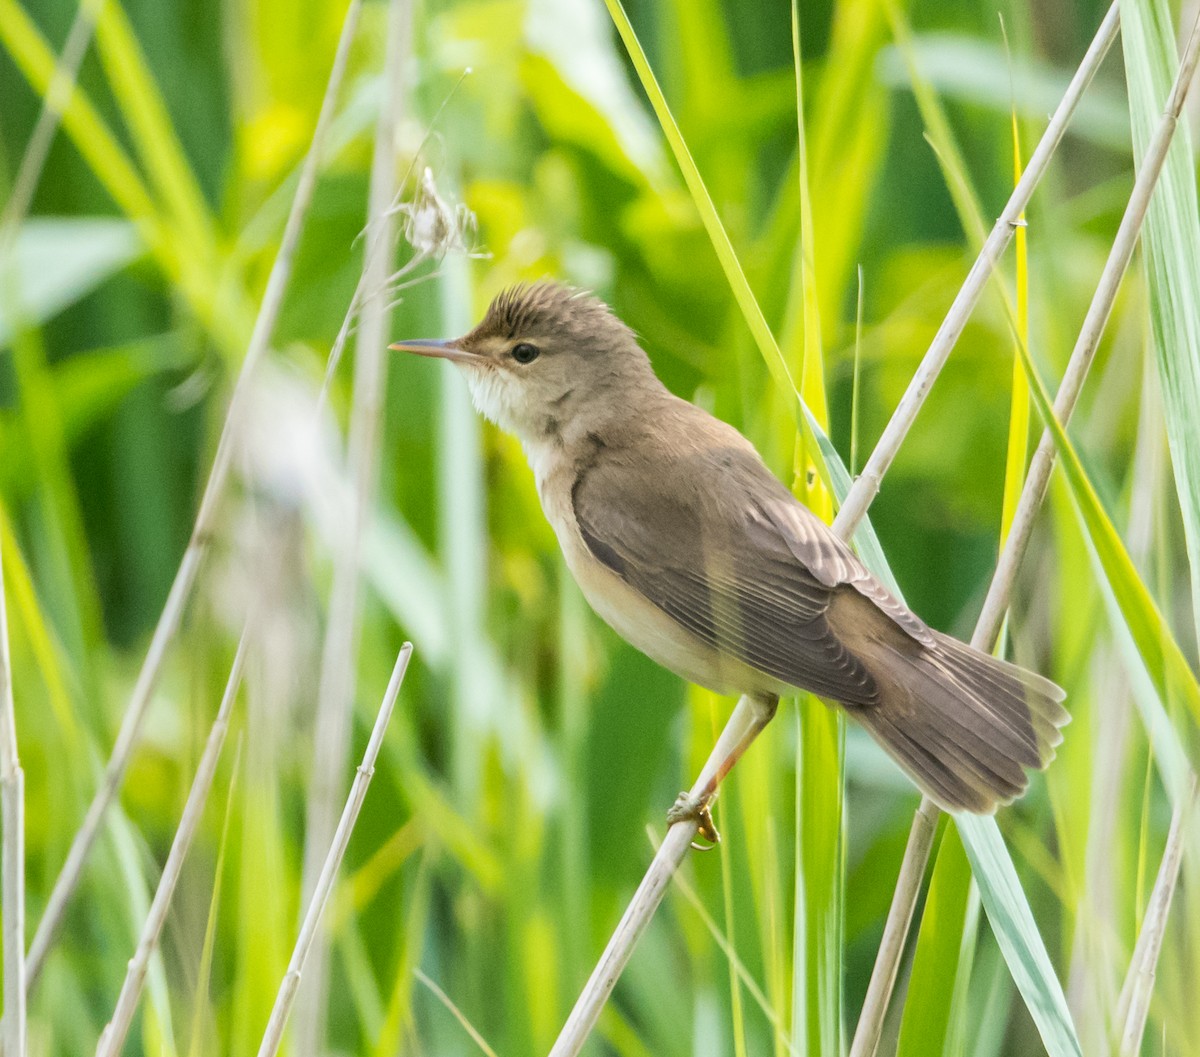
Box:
[392, 282, 1067, 818]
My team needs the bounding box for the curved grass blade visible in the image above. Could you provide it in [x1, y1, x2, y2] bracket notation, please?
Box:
[1120, 0, 1200, 649]
[1012, 310, 1200, 729]
[601, 0, 897, 595]
[600, 0, 800, 411]
[956, 816, 1083, 1057]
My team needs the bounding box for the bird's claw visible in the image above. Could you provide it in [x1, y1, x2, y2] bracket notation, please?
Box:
[667, 791, 721, 850]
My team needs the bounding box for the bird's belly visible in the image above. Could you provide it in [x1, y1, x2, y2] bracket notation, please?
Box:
[550, 512, 785, 698]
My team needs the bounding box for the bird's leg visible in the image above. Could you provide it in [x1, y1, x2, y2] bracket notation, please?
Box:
[666, 693, 779, 849]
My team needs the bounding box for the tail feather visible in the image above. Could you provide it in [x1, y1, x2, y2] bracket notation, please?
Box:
[850, 629, 1068, 814]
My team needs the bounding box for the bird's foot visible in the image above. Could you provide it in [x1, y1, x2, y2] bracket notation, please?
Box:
[667, 791, 720, 850]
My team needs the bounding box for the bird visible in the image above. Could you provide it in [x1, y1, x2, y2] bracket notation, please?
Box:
[391, 281, 1067, 829]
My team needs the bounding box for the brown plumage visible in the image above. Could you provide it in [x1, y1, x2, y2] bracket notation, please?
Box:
[392, 281, 1068, 813]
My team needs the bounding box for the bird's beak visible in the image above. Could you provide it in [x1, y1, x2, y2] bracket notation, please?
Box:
[388, 338, 479, 365]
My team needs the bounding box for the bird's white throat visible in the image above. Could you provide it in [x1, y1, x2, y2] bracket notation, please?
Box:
[459, 364, 518, 434]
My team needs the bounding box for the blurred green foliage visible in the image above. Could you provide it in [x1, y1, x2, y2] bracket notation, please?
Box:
[2, 0, 1199, 1054]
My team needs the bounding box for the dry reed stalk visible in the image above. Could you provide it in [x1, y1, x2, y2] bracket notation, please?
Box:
[849, 10, 1200, 1055]
[1115, 775, 1197, 1056]
[255, 643, 412, 1057]
[294, 3, 411, 1053]
[25, 0, 365, 989]
[548, 6, 1121, 1055]
[93, 633, 249, 1057]
[0, 533, 26, 1057]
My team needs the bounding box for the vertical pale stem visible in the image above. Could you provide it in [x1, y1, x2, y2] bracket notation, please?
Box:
[293, 2, 410, 1052]
[0, 533, 27, 1057]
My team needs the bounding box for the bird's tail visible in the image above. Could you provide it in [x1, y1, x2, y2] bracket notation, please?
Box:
[849, 628, 1068, 813]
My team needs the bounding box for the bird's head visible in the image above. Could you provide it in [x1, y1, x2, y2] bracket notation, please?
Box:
[390, 281, 658, 444]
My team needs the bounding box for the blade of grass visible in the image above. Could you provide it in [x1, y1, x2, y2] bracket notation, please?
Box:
[24, 0, 365, 990]
[370, 850, 432, 1057]
[1120, 0, 1200, 650]
[656, 829, 796, 1055]
[1094, 535, 1191, 800]
[104, 802, 178, 1055]
[601, 0, 800, 407]
[791, 703, 844, 1057]
[92, 0, 217, 269]
[850, 267, 864, 477]
[255, 644, 412, 1057]
[956, 817, 1082, 1057]
[88, 0, 249, 354]
[330, 818, 424, 932]
[0, 506, 79, 757]
[1011, 282, 1200, 729]
[414, 969, 501, 1057]
[806, 0, 891, 332]
[787, 7, 843, 1056]
[895, 824, 971, 1057]
[718, 712, 749, 1057]
[5, 302, 109, 725]
[0, 0, 161, 245]
[1001, 85, 1031, 548]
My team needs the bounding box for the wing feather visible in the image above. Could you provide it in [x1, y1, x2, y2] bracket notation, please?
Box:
[571, 439, 905, 705]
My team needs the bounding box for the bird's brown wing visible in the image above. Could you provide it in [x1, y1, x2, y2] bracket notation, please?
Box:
[571, 441, 922, 705]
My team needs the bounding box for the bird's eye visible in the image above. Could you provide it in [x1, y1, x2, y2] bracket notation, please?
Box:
[511, 342, 540, 365]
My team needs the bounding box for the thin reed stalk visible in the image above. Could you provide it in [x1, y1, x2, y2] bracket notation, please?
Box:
[255, 643, 412, 1057]
[24, 0, 365, 989]
[294, 3, 410, 1053]
[548, 6, 1121, 1055]
[1115, 775, 1197, 1056]
[93, 633, 249, 1057]
[0, 530, 26, 1056]
[849, 10, 1200, 1054]
[0, 0, 100, 241]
